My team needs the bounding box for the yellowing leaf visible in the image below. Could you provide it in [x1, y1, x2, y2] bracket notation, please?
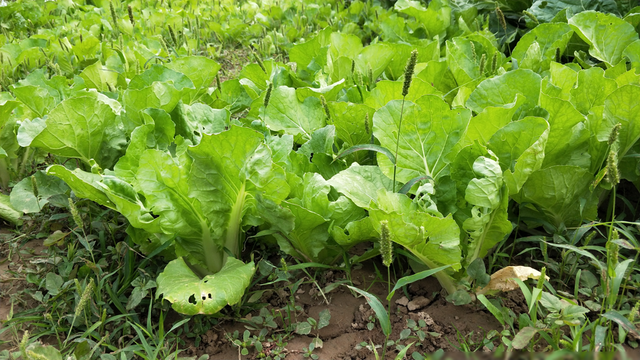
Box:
[477, 266, 549, 294]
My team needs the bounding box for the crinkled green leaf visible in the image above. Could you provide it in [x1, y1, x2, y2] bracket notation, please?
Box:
[395, 0, 451, 39]
[79, 61, 119, 92]
[569, 11, 638, 67]
[10, 170, 69, 213]
[487, 117, 549, 195]
[264, 86, 325, 142]
[570, 67, 618, 115]
[463, 96, 524, 147]
[446, 37, 485, 85]
[549, 62, 578, 99]
[517, 166, 599, 229]
[364, 78, 440, 110]
[12, 85, 56, 117]
[123, 82, 181, 129]
[331, 217, 377, 247]
[328, 163, 396, 209]
[298, 125, 336, 158]
[171, 102, 229, 144]
[211, 79, 253, 114]
[370, 191, 461, 272]
[462, 157, 512, 261]
[540, 82, 590, 168]
[157, 257, 255, 315]
[602, 85, 640, 158]
[623, 39, 640, 70]
[101, 176, 163, 234]
[166, 56, 221, 104]
[47, 165, 114, 208]
[373, 96, 471, 182]
[329, 101, 375, 153]
[276, 201, 333, 263]
[128, 64, 195, 91]
[17, 93, 126, 168]
[511, 23, 574, 72]
[466, 69, 542, 115]
[529, 0, 618, 24]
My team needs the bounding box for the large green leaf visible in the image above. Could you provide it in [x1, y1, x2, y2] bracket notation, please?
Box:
[364, 78, 440, 110]
[446, 37, 488, 85]
[528, 0, 618, 24]
[329, 102, 375, 152]
[466, 69, 542, 115]
[114, 109, 176, 183]
[11, 85, 56, 117]
[462, 96, 524, 147]
[10, 170, 69, 213]
[373, 96, 471, 182]
[47, 165, 114, 209]
[549, 62, 578, 99]
[171, 102, 229, 144]
[459, 156, 512, 262]
[487, 117, 549, 195]
[128, 64, 195, 91]
[569, 11, 638, 67]
[165, 56, 221, 104]
[539, 82, 590, 168]
[328, 164, 397, 209]
[394, 0, 451, 39]
[123, 82, 181, 129]
[569, 67, 618, 115]
[369, 191, 461, 292]
[276, 202, 332, 263]
[186, 126, 290, 267]
[79, 61, 120, 92]
[511, 23, 574, 72]
[157, 257, 255, 315]
[264, 86, 325, 142]
[517, 166, 599, 229]
[331, 217, 378, 247]
[101, 176, 163, 235]
[17, 93, 127, 168]
[0, 194, 22, 225]
[602, 85, 640, 158]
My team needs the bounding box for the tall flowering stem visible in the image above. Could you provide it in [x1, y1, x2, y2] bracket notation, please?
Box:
[393, 49, 417, 192]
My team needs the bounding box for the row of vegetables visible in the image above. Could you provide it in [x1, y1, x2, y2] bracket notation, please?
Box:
[1, 0, 640, 316]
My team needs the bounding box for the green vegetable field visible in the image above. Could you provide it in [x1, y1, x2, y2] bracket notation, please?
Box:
[1, 0, 640, 358]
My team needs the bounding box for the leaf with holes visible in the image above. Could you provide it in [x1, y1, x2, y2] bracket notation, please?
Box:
[157, 257, 255, 315]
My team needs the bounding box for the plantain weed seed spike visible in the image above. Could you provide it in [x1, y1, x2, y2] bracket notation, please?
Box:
[168, 24, 178, 46]
[523, 11, 539, 25]
[491, 53, 497, 73]
[110, 1, 120, 34]
[379, 220, 393, 267]
[128, 5, 135, 26]
[19, 331, 29, 359]
[608, 123, 621, 146]
[402, 50, 418, 97]
[321, 95, 331, 122]
[264, 83, 273, 108]
[364, 113, 370, 134]
[496, 6, 506, 30]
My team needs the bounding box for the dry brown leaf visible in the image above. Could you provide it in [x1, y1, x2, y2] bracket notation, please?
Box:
[477, 266, 550, 295]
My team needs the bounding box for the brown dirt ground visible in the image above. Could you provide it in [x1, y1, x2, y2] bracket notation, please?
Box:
[0, 227, 47, 349]
[180, 262, 502, 360]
